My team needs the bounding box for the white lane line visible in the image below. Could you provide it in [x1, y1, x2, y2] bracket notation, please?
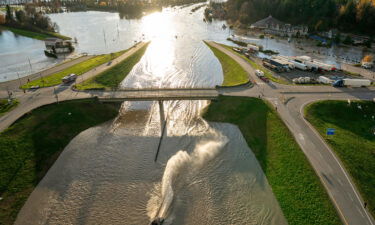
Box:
[349, 194, 354, 202]
[317, 151, 323, 159]
[356, 205, 365, 218]
[300, 99, 375, 225]
[337, 178, 344, 186]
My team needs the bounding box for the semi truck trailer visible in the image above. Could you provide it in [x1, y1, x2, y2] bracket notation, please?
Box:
[332, 79, 371, 87]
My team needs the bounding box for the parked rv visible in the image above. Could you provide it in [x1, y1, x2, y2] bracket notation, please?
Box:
[290, 60, 308, 70]
[318, 76, 333, 84]
[247, 44, 260, 52]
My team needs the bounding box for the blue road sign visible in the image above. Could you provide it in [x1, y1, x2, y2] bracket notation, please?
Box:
[326, 128, 335, 135]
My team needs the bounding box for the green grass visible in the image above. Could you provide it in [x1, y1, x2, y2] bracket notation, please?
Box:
[0, 99, 121, 225]
[0, 99, 19, 117]
[305, 100, 375, 218]
[0, 25, 70, 40]
[76, 43, 149, 90]
[219, 43, 290, 85]
[21, 50, 128, 89]
[205, 42, 249, 86]
[203, 96, 340, 225]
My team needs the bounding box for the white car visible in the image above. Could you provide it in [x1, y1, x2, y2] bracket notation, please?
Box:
[361, 62, 373, 69]
[255, 70, 264, 77]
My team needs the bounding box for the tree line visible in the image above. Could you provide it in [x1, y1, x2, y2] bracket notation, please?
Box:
[63, 0, 205, 19]
[225, 0, 375, 35]
[4, 4, 58, 33]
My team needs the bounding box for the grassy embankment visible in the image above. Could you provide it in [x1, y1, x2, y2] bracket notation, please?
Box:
[21, 49, 129, 89]
[0, 99, 19, 117]
[219, 43, 290, 85]
[0, 25, 71, 40]
[204, 42, 249, 86]
[203, 96, 340, 225]
[305, 100, 375, 218]
[0, 99, 121, 225]
[76, 42, 149, 90]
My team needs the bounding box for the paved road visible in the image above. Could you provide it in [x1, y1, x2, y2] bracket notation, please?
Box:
[75, 42, 148, 85]
[0, 55, 93, 90]
[0, 41, 147, 91]
[208, 41, 375, 225]
[0, 87, 218, 132]
[0, 41, 374, 225]
[342, 63, 375, 81]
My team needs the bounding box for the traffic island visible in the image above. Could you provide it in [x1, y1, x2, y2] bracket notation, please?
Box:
[305, 100, 375, 219]
[21, 48, 133, 89]
[218, 43, 290, 85]
[75, 42, 150, 90]
[0, 99, 19, 117]
[204, 41, 251, 87]
[203, 96, 341, 225]
[0, 99, 121, 224]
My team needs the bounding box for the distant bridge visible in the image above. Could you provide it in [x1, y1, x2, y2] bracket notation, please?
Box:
[89, 88, 219, 102]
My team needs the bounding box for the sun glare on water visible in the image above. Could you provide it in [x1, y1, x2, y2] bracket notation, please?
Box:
[139, 11, 177, 79]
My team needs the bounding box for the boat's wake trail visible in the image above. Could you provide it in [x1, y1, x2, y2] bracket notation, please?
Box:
[147, 136, 228, 224]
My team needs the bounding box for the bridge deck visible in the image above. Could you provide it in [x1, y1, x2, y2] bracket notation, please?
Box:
[94, 89, 219, 101]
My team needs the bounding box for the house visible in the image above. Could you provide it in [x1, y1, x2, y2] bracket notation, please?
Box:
[319, 29, 339, 39]
[44, 38, 74, 54]
[250, 15, 308, 37]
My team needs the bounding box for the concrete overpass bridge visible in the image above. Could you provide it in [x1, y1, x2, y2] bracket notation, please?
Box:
[81, 88, 219, 102]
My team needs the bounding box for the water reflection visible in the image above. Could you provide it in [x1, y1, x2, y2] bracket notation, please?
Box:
[14, 5, 288, 225]
[0, 29, 63, 82]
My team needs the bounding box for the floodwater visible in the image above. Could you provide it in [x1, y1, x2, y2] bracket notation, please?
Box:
[15, 4, 288, 225]
[1, 3, 371, 82]
[0, 28, 63, 82]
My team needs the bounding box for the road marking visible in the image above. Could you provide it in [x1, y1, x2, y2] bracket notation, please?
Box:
[349, 194, 354, 202]
[317, 151, 323, 159]
[356, 205, 365, 218]
[298, 133, 304, 141]
[337, 177, 344, 186]
[300, 99, 375, 225]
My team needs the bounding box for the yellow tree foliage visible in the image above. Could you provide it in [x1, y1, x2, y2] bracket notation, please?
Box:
[0, 15, 5, 24]
[362, 55, 373, 62]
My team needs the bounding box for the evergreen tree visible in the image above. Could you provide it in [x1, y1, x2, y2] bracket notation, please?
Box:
[5, 5, 13, 23]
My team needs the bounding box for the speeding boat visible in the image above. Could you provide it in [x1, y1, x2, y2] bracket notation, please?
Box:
[150, 217, 164, 225]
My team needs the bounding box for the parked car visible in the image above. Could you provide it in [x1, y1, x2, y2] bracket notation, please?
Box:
[255, 70, 264, 77]
[361, 62, 373, 69]
[29, 85, 40, 90]
[260, 76, 269, 83]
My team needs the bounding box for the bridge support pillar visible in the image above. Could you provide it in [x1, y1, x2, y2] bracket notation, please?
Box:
[155, 101, 166, 162]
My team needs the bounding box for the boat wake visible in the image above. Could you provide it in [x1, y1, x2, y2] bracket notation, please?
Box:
[147, 136, 228, 224]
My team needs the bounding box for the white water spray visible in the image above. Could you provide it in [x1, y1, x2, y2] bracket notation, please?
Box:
[151, 136, 228, 221]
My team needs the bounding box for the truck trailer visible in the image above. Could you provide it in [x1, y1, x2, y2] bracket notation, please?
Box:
[332, 79, 371, 87]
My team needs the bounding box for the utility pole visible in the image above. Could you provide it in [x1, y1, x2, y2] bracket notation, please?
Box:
[53, 86, 59, 104]
[16, 72, 22, 88]
[103, 29, 107, 50]
[28, 57, 32, 72]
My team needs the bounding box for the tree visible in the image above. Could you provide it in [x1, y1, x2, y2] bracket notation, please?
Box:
[15, 10, 26, 23]
[334, 33, 341, 44]
[343, 35, 353, 45]
[5, 5, 13, 23]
